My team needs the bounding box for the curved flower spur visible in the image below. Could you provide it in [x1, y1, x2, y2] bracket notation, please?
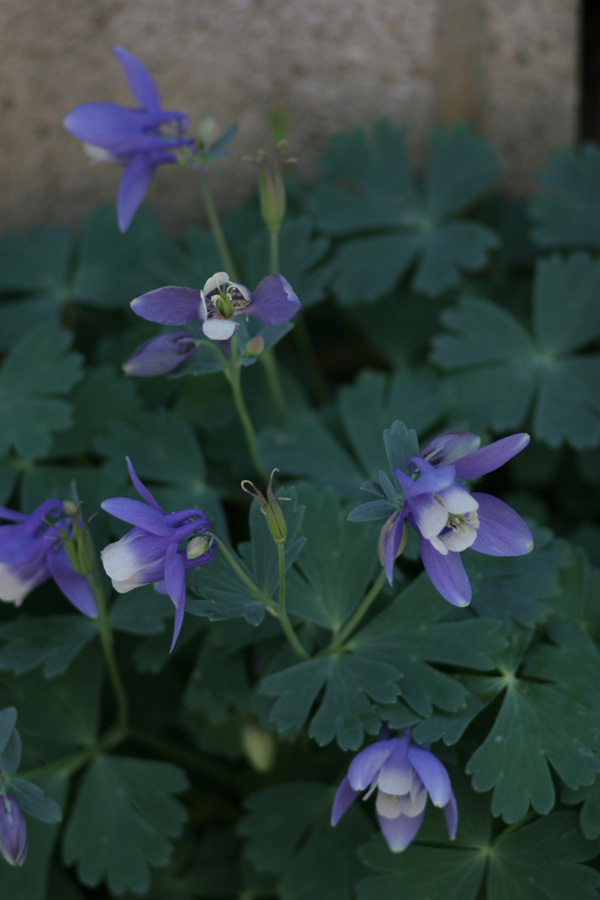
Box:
[100, 457, 214, 650]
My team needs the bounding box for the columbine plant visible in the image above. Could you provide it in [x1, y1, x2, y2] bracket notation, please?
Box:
[332, 728, 457, 852]
[100, 457, 214, 650]
[0, 500, 97, 617]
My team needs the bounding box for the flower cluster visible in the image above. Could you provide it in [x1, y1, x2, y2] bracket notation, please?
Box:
[63, 46, 192, 232]
[101, 458, 214, 650]
[381, 431, 533, 607]
[332, 728, 457, 852]
[0, 500, 97, 617]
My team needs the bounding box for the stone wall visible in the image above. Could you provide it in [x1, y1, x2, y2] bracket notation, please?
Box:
[0, 0, 579, 234]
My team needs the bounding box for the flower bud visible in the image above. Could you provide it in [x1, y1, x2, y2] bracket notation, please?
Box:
[244, 335, 265, 357]
[241, 721, 277, 772]
[259, 161, 286, 233]
[123, 333, 197, 377]
[241, 469, 288, 544]
[197, 117, 219, 150]
[0, 795, 28, 867]
[186, 535, 213, 560]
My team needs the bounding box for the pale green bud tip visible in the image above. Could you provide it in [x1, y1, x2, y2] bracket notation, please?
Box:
[197, 117, 219, 148]
[259, 166, 286, 233]
[244, 335, 265, 357]
[241, 469, 288, 543]
[62, 500, 78, 515]
[187, 535, 212, 560]
[241, 722, 277, 772]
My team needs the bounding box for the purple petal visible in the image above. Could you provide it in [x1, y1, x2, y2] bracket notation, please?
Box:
[164, 546, 186, 651]
[247, 273, 301, 327]
[47, 545, 98, 618]
[123, 332, 197, 377]
[376, 743, 414, 795]
[406, 492, 449, 540]
[397, 461, 456, 497]
[0, 507, 26, 523]
[443, 792, 458, 840]
[101, 529, 169, 583]
[419, 536, 472, 607]
[117, 155, 155, 232]
[407, 745, 452, 807]
[347, 739, 397, 791]
[64, 104, 180, 156]
[131, 286, 201, 326]
[126, 457, 163, 513]
[383, 511, 407, 585]
[377, 810, 425, 852]
[453, 433, 530, 479]
[100, 498, 173, 536]
[470, 493, 534, 556]
[113, 45, 162, 112]
[331, 776, 360, 825]
[420, 431, 481, 465]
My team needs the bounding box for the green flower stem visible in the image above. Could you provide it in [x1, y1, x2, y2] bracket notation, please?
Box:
[328, 568, 388, 652]
[276, 542, 309, 661]
[91, 572, 129, 733]
[260, 349, 286, 424]
[197, 174, 238, 279]
[225, 344, 268, 479]
[215, 538, 274, 609]
[269, 229, 280, 273]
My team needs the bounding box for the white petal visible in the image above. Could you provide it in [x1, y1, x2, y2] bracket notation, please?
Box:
[439, 484, 479, 515]
[231, 281, 251, 303]
[101, 533, 147, 581]
[83, 143, 119, 165]
[439, 516, 479, 552]
[202, 319, 237, 341]
[202, 272, 230, 295]
[0, 562, 41, 605]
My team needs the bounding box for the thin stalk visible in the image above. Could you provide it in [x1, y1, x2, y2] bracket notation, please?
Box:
[91, 572, 129, 732]
[197, 175, 238, 278]
[292, 313, 331, 405]
[215, 538, 273, 609]
[225, 344, 267, 479]
[269, 229, 280, 273]
[260, 349, 286, 423]
[328, 569, 388, 652]
[276, 543, 309, 660]
[491, 811, 537, 845]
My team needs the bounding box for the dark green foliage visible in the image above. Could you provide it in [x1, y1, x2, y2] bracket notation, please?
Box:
[531, 145, 600, 248]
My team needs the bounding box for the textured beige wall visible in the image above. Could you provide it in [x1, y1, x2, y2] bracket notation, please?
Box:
[0, 0, 578, 235]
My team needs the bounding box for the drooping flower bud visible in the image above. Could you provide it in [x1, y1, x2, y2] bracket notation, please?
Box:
[241, 720, 277, 772]
[123, 333, 197, 377]
[241, 469, 288, 544]
[244, 335, 265, 358]
[0, 795, 28, 867]
[53, 506, 94, 578]
[378, 513, 408, 569]
[186, 535, 213, 560]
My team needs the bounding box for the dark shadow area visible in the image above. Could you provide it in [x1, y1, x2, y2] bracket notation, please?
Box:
[581, 0, 600, 140]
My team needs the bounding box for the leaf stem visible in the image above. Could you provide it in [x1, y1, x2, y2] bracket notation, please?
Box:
[197, 174, 238, 278]
[491, 811, 538, 845]
[328, 569, 388, 651]
[92, 573, 129, 733]
[276, 543, 309, 660]
[214, 538, 273, 609]
[260, 350, 287, 423]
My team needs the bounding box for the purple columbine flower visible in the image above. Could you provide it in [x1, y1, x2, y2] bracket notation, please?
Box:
[332, 728, 457, 852]
[100, 457, 214, 650]
[123, 332, 197, 377]
[0, 795, 28, 867]
[381, 431, 533, 607]
[130, 271, 301, 342]
[63, 46, 192, 232]
[0, 500, 97, 617]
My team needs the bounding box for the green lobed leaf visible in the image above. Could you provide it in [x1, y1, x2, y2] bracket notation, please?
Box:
[239, 782, 372, 900]
[62, 755, 189, 896]
[0, 727, 22, 775]
[184, 638, 250, 724]
[487, 812, 600, 900]
[352, 572, 506, 716]
[466, 625, 600, 822]
[260, 652, 402, 749]
[0, 616, 98, 678]
[0, 225, 73, 294]
[109, 586, 171, 636]
[0, 324, 84, 459]
[8, 777, 63, 823]
[531, 144, 600, 248]
[563, 780, 600, 840]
